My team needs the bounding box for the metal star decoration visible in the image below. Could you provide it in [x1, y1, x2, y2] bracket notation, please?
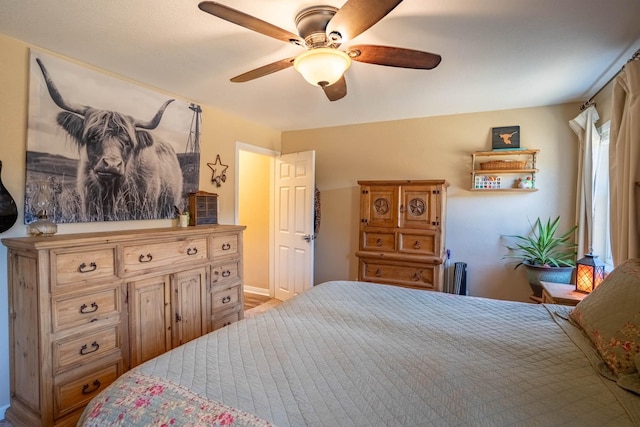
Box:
[207, 155, 228, 187]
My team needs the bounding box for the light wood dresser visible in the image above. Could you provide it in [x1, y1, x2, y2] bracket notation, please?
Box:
[2, 225, 245, 427]
[356, 180, 448, 291]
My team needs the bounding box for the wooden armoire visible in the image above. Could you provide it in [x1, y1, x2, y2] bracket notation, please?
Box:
[356, 180, 448, 291]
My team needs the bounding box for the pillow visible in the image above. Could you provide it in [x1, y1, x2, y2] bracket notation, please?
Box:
[616, 353, 640, 395]
[569, 258, 640, 378]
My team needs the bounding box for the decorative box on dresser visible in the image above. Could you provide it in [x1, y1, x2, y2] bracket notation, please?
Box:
[356, 180, 448, 291]
[2, 224, 245, 427]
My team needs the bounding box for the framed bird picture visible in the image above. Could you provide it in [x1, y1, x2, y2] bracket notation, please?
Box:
[491, 126, 520, 150]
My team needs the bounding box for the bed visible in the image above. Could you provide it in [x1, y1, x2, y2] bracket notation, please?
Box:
[79, 262, 640, 426]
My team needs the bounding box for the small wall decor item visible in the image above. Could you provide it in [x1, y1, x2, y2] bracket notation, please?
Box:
[26, 50, 200, 223]
[474, 175, 501, 189]
[0, 160, 18, 233]
[188, 191, 218, 226]
[491, 126, 520, 149]
[516, 176, 534, 189]
[207, 155, 229, 187]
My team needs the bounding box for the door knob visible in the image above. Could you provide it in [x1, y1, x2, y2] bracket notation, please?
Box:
[302, 234, 315, 242]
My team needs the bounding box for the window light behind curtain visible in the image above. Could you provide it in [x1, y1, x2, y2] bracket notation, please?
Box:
[570, 105, 604, 259]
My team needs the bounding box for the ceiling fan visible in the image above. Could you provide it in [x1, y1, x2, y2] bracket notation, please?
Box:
[198, 0, 442, 101]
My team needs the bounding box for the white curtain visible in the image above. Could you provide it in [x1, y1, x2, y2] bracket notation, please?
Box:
[569, 105, 601, 259]
[609, 59, 640, 265]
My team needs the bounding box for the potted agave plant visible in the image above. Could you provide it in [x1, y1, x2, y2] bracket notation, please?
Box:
[504, 216, 577, 298]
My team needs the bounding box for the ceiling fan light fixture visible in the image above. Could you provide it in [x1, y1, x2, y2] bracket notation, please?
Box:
[293, 48, 351, 87]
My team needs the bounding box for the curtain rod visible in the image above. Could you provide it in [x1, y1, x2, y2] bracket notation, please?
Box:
[579, 48, 640, 111]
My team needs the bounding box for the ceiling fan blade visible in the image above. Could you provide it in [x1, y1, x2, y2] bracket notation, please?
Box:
[347, 45, 442, 69]
[230, 57, 295, 83]
[322, 76, 347, 101]
[198, 1, 304, 45]
[326, 0, 403, 44]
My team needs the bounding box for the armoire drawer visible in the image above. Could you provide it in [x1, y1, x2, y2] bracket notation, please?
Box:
[121, 238, 208, 275]
[359, 259, 437, 290]
[397, 230, 439, 256]
[361, 230, 395, 252]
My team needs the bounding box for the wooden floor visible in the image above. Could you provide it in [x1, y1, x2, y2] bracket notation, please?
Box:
[244, 292, 272, 310]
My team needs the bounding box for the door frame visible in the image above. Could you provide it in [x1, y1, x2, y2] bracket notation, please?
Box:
[235, 141, 279, 298]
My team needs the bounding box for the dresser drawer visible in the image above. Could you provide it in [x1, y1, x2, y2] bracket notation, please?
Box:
[122, 238, 208, 275]
[211, 283, 242, 313]
[361, 230, 395, 252]
[52, 288, 121, 331]
[52, 247, 117, 290]
[211, 234, 239, 258]
[359, 259, 438, 290]
[212, 309, 241, 331]
[54, 361, 121, 420]
[54, 325, 121, 373]
[211, 261, 240, 287]
[398, 230, 439, 256]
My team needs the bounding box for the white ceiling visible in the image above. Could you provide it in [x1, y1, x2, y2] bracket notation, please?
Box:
[1, 0, 639, 131]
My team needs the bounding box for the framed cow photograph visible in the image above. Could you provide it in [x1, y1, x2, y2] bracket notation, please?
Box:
[26, 50, 200, 224]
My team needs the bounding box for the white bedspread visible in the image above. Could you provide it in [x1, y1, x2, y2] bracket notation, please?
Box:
[81, 280, 640, 426]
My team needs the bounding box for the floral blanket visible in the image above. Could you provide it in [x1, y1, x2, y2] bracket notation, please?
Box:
[78, 371, 273, 427]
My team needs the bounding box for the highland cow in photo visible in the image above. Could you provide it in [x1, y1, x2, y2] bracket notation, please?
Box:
[35, 58, 183, 221]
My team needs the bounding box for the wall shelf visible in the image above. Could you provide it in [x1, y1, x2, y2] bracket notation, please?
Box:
[470, 149, 540, 191]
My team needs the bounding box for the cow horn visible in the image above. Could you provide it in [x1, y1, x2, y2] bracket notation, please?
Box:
[35, 58, 88, 116]
[134, 99, 175, 130]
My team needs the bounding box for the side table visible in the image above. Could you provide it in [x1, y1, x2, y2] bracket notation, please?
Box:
[540, 281, 588, 306]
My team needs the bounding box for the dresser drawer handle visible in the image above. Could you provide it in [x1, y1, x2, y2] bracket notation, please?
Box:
[375, 269, 382, 277]
[78, 262, 97, 273]
[222, 296, 231, 304]
[138, 253, 153, 263]
[186, 247, 198, 255]
[79, 341, 100, 355]
[82, 380, 101, 395]
[221, 243, 231, 251]
[413, 241, 421, 249]
[376, 238, 383, 247]
[79, 302, 98, 314]
[413, 273, 421, 281]
[222, 270, 231, 278]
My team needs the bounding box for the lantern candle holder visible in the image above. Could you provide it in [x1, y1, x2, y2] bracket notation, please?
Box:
[575, 252, 606, 293]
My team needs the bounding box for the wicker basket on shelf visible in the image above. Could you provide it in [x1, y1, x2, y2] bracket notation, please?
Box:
[480, 159, 526, 170]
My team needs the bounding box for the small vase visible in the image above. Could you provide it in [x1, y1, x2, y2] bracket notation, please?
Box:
[0, 160, 18, 233]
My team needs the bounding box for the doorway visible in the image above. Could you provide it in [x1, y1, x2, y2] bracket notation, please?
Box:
[236, 142, 277, 297]
[236, 143, 316, 301]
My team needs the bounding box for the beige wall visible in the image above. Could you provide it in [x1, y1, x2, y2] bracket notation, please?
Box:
[0, 33, 281, 412]
[282, 103, 581, 302]
[238, 150, 271, 291]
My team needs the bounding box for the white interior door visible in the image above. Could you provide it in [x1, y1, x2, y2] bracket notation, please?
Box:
[274, 150, 315, 301]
